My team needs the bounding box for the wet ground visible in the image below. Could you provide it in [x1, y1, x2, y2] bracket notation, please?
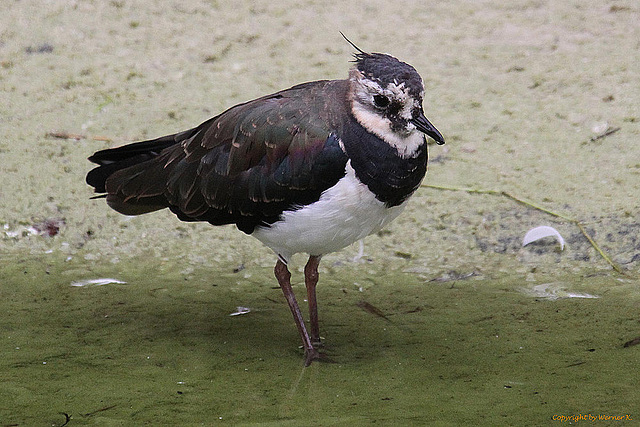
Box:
[1, 0, 639, 425]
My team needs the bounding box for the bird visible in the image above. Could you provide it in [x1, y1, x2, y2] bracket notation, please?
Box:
[86, 36, 444, 366]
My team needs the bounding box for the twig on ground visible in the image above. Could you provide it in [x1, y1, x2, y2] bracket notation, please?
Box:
[589, 126, 620, 142]
[45, 131, 112, 142]
[420, 184, 626, 275]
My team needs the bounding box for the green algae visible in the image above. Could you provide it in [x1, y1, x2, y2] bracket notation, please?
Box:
[1, 255, 639, 425]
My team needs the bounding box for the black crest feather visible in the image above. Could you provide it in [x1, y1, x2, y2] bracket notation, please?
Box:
[340, 33, 424, 98]
[340, 32, 368, 58]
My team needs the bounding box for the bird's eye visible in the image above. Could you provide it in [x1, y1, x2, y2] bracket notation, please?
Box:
[373, 95, 390, 108]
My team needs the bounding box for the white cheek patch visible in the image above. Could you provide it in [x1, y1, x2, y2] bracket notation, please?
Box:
[349, 71, 425, 158]
[351, 100, 424, 158]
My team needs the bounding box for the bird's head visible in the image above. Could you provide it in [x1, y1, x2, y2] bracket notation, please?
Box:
[344, 38, 444, 157]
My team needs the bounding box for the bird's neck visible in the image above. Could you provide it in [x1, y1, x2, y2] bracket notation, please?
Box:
[339, 118, 427, 207]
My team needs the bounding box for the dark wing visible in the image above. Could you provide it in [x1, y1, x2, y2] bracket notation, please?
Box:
[88, 80, 349, 234]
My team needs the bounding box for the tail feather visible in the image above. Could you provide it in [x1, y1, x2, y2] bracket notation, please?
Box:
[86, 152, 158, 193]
[86, 130, 194, 212]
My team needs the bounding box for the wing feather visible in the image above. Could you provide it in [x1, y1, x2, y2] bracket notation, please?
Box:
[99, 80, 350, 233]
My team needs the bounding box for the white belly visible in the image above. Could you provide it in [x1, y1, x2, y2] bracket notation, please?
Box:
[252, 162, 408, 262]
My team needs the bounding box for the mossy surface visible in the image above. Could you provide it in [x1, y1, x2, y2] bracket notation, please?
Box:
[1, 256, 638, 425]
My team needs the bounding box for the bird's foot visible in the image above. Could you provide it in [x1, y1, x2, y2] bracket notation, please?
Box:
[303, 345, 336, 366]
[304, 346, 321, 366]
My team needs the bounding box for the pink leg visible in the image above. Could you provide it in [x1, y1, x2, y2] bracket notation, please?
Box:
[274, 259, 319, 366]
[304, 255, 322, 345]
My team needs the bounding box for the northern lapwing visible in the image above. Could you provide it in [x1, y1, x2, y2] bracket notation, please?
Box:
[86, 37, 444, 365]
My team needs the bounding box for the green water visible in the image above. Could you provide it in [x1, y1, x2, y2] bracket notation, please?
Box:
[1, 255, 638, 425]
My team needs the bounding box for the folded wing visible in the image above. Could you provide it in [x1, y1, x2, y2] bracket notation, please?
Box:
[87, 81, 349, 234]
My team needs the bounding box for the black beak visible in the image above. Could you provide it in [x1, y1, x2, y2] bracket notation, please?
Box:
[411, 111, 445, 145]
